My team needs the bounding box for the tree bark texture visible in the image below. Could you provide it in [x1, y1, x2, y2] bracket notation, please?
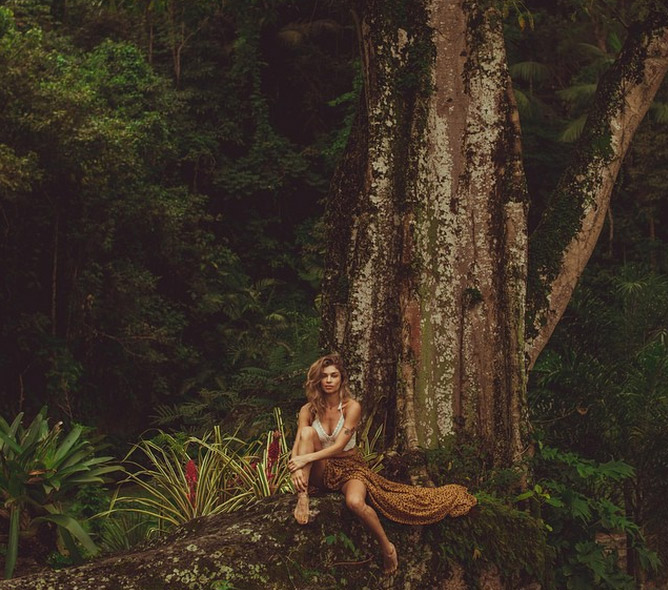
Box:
[322, 1, 668, 466]
[526, 19, 668, 367]
[322, 0, 529, 466]
[0, 495, 547, 590]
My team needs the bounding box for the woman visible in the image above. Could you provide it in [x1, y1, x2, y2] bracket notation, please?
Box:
[288, 354, 477, 575]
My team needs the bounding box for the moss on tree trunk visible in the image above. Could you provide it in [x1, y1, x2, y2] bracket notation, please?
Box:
[322, 0, 668, 471]
[322, 0, 529, 467]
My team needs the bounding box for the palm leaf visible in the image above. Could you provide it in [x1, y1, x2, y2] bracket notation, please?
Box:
[559, 114, 588, 143]
[513, 87, 531, 116]
[650, 102, 668, 124]
[32, 513, 98, 555]
[509, 61, 549, 84]
[576, 42, 613, 62]
[557, 84, 598, 104]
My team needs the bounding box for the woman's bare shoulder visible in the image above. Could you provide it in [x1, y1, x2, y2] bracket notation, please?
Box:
[343, 398, 362, 414]
[298, 403, 314, 423]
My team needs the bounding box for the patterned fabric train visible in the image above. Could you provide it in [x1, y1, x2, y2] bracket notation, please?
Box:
[321, 450, 477, 525]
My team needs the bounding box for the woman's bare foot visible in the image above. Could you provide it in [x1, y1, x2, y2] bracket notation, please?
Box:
[294, 493, 309, 525]
[383, 543, 398, 574]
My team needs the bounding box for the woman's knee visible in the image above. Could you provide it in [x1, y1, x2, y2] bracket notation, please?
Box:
[300, 426, 318, 442]
[345, 494, 366, 514]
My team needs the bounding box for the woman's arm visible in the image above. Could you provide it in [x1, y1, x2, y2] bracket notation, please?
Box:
[288, 401, 361, 471]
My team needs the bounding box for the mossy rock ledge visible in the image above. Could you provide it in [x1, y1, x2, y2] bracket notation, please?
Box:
[0, 494, 550, 590]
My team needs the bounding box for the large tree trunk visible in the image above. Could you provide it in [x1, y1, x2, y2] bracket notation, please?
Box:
[322, 0, 528, 466]
[0, 495, 548, 590]
[322, 0, 668, 467]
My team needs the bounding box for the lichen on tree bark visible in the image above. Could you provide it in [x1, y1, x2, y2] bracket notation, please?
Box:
[322, 1, 668, 468]
[323, 0, 529, 467]
[526, 19, 668, 369]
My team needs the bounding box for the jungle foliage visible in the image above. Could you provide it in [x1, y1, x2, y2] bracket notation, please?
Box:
[0, 0, 357, 437]
[0, 0, 666, 586]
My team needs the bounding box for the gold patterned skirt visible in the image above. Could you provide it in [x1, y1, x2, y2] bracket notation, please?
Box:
[320, 450, 477, 525]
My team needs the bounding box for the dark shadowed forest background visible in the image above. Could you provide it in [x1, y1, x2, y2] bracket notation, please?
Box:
[1, 0, 668, 588]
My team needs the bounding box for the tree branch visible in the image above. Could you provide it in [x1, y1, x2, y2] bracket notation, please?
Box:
[526, 19, 668, 369]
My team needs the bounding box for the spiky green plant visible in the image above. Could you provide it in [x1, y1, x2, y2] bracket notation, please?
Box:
[99, 511, 160, 553]
[0, 408, 121, 578]
[107, 408, 295, 533]
[358, 415, 385, 474]
[107, 427, 249, 529]
[221, 407, 294, 499]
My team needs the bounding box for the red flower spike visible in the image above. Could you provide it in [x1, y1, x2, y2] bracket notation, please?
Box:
[267, 431, 280, 466]
[185, 459, 198, 507]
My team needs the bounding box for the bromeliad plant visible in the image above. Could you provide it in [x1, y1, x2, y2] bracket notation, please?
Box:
[0, 408, 121, 579]
[108, 408, 294, 532]
[108, 426, 250, 531]
[224, 407, 294, 499]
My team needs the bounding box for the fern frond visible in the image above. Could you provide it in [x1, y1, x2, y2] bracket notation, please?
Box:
[557, 84, 597, 104]
[509, 61, 549, 84]
[559, 114, 588, 143]
[576, 43, 612, 62]
[650, 102, 668, 124]
[513, 88, 531, 116]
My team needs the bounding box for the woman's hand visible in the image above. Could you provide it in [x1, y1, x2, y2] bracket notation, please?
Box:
[291, 467, 308, 493]
[288, 455, 310, 472]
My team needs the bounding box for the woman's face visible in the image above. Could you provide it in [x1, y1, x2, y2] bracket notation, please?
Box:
[320, 365, 342, 395]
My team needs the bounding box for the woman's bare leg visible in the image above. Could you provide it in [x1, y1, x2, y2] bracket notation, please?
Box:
[342, 479, 398, 573]
[293, 427, 322, 524]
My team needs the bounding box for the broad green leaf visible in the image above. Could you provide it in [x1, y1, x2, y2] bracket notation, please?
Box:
[54, 464, 91, 479]
[60, 528, 84, 564]
[22, 411, 49, 449]
[85, 464, 123, 478]
[58, 447, 95, 470]
[514, 490, 534, 502]
[21, 412, 46, 449]
[8, 413, 24, 439]
[0, 430, 22, 456]
[52, 425, 83, 466]
[17, 440, 44, 463]
[32, 513, 98, 555]
[4, 505, 20, 579]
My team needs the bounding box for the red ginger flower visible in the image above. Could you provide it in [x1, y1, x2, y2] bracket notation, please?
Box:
[267, 431, 280, 464]
[185, 459, 198, 507]
[266, 430, 281, 484]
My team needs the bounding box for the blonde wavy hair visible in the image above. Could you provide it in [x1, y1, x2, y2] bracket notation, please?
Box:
[305, 353, 352, 419]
